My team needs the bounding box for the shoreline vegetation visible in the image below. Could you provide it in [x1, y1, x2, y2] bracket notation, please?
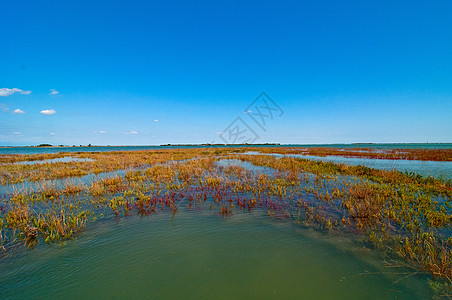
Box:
[0, 143, 283, 148]
[1, 144, 451, 161]
[0, 147, 451, 295]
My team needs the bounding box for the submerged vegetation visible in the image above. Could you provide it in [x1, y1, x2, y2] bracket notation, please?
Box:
[257, 147, 452, 161]
[0, 147, 451, 294]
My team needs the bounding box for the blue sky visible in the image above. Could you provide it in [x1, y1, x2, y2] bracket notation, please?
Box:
[1, 0, 451, 146]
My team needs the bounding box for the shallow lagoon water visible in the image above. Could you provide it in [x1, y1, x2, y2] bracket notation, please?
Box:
[243, 152, 452, 180]
[1, 147, 449, 298]
[299, 155, 452, 180]
[15, 157, 94, 165]
[0, 143, 450, 155]
[0, 208, 430, 299]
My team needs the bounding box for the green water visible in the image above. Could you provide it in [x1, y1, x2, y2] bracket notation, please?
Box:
[1, 143, 450, 155]
[0, 208, 430, 299]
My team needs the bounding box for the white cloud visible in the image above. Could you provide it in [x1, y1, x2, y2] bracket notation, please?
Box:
[40, 109, 56, 115]
[49, 89, 59, 95]
[13, 108, 25, 114]
[13, 132, 21, 135]
[125, 130, 138, 134]
[98, 130, 106, 134]
[50, 132, 55, 135]
[0, 88, 31, 97]
[154, 119, 159, 122]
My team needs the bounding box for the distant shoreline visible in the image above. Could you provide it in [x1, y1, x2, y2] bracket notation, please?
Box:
[0, 143, 281, 148]
[1, 142, 451, 148]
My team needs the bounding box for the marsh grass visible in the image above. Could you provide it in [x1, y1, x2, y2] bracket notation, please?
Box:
[257, 147, 452, 161]
[0, 147, 451, 291]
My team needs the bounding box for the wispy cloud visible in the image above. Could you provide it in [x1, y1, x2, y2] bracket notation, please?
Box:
[94, 130, 106, 134]
[154, 119, 159, 122]
[13, 132, 21, 135]
[13, 108, 25, 114]
[40, 109, 56, 115]
[0, 88, 31, 97]
[50, 132, 55, 135]
[0, 104, 9, 113]
[124, 130, 138, 134]
[49, 89, 59, 95]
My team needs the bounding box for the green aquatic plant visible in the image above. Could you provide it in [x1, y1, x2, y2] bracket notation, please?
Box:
[0, 147, 451, 286]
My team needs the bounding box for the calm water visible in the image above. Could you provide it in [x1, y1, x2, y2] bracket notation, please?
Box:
[15, 157, 94, 165]
[245, 152, 452, 180]
[0, 143, 450, 155]
[1, 144, 448, 298]
[0, 208, 430, 299]
[2, 144, 450, 180]
[300, 155, 452, 180]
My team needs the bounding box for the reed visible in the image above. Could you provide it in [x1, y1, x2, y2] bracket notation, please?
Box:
[257, 146, 452, 161]
[0, 147, 450, 287]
